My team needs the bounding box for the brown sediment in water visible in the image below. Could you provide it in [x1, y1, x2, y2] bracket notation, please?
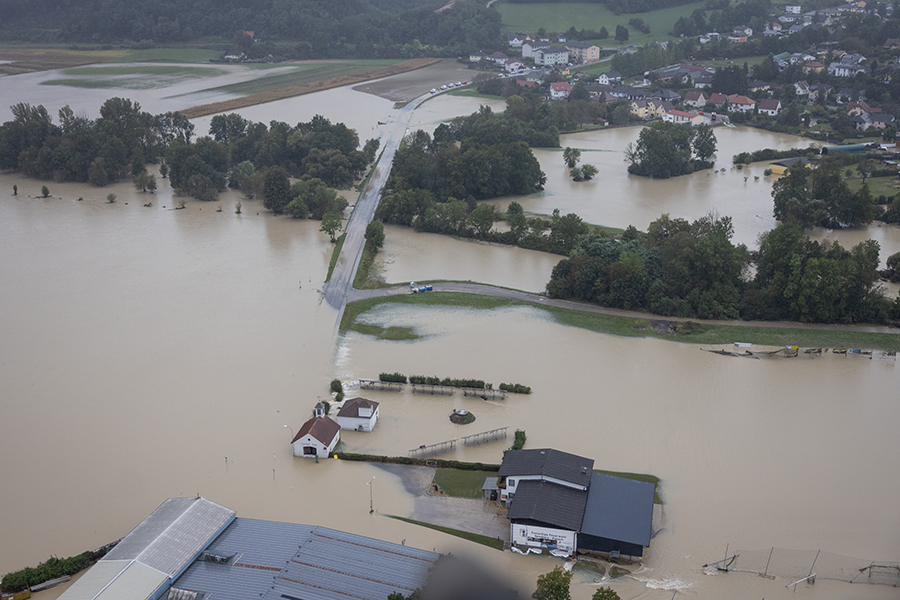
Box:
[179, 58, 441, 118]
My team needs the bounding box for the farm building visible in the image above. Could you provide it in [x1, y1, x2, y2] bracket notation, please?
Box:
[768, 157, 810, 174]
[59, 497, 438, 600]
[291, 403, 340, 458]
[499, 449, 655, 557]
[58, 497, 236, 600]
[337, 397, 380, 431]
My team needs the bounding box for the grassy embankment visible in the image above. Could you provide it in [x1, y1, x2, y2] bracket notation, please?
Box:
[341, 292, 900, 351]
[496, 1, 707, 45]
[42, 65, 224, 88]
[387, 516, 505, 550]
[179, 58, 440, 118]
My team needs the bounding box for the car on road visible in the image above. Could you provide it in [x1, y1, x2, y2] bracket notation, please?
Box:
[430, 88, 436, 94]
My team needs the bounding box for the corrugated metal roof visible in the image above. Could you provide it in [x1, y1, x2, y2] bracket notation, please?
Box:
[173, 519, 438, 600]
[94, 561, 169, 600]
[580, 473, 655, 547]
[58, 560, 134, 600]
[507, 480, 587, 531]
[499, 449, 594, 488]
[103, 497, 235, 577]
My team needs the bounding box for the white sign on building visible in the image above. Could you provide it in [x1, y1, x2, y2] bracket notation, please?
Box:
[511, 524, 577, 553]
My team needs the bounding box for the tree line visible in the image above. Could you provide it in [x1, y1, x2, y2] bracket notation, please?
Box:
[0, 0, 501, 60]
[625, 123, 717, 178]
[546, 214, 900, 324]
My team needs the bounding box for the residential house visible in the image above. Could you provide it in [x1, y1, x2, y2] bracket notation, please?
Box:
[692, 73, 714, 88]
[794, 80, 811, 98]
[291, 403, 340, 458]
[646, 99, 673, 119]
[846, 100, 880, 116]
[469, 50, 487, 63]
[808, 83, 832, 102]
[779, 14, 799, 24]
[663, 110, 704, 125]
[630, 99, 651, 119]
[683, 90, 707, 108]
[852, 112, 895, 130]
[505, 58, 526, 73]
[550, 81, 572, 99]
[584, 82, 605, 97]
[728, 33, 749, 43]
[804, 61, 826, 73]
[522, 40, 550, 59]
[650, 88, 682, 105]
[765, 21, 783, 33]
[707, 92, 728, 107]
[785, 4, 802, 14]
[884, 38, 900, 50]
[747, 79, 770, 92]
[598, 70, 622, 85]
[535, 46, 569, 67]
[699, 32, 722, 44]
[790, 52, 815, 64]
[733, 25, 753, 36]
[336, 397, 379, 432]
[508, 33, 529, 47]
[566, 42, 601, 64]
[758, 98, 782, 116]
[727, 94, 756, 113]
[486, 51, 510, 64]
[829, 54, 867, 77]
[786, 24, 806, 35]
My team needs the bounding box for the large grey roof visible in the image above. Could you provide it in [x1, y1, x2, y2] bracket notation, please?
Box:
[580, 473, 655, 547]
[507, 480, 587, 531]
[499, 449, 594, 488]
[103, 497, 236, 577]
[173, 518, 439, 600]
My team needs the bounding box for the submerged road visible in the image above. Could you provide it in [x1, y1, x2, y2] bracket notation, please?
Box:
[323, 93, 429, 316]
[348, 282, 900, 335]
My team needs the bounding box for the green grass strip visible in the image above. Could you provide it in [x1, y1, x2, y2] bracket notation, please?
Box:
[326, 233, 346, 283]
[342, 292, 900, 351]
[387, 516, 505, 550]
[433, 469, 499, 499]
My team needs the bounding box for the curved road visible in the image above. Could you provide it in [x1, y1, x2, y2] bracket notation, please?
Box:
[349, 282, 900, 335]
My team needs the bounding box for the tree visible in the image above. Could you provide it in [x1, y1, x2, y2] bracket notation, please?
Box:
[41, 185, 49, 197]
[692, 124, 717, 163]
[134, 170, 151, 192]
[159, 163, 169, 179]
[147, 176, 157, 193]
[263, 166, 291, 213]
[468, 203, 496, 237]
[580, 164, 598, 180]
[13, 185, 17, 195]
[615, 25, 629, 43]
[562, 147, 581, 168]
[106, 193, 116, 203]
[570, 166, 584, 181]
[592, 588, 620, 600]
[534, 566, 572, 600]
[320, 211, 343, 242]
[365, 220, 385, 249]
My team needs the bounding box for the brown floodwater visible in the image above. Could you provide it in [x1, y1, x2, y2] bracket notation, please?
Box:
[2, 72, 899, 600]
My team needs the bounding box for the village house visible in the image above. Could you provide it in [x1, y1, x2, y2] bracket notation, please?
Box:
[508, 33, 529, 47]
[805, 61, 826, 73]
[630, 99, 650, 119]
[846, 100, 881, 116]
[829, 54, 867, 77]
[505, 58, 526, 73]
[728, 33, 749, 43]
[650, 88, 682, 105]
[522, 40, 550, 60]
[785, 4, 802, 14]
[707, 92, 728, 108]
[566, 41, 601, 64]
[499, 448, 655, 557]
[291, 403, 340, 458]
[486, 51, 510, 64]
[336, 397, 380, 431]
[884, 38, 900, 50]
[852, 112, 896, 131]
[683, 90, 707, 109]
[794, 80, 811, 98]
[663, 110, 704, 125]
[699, 32, 721, 44]
[808, 83, 832, 102]
[758, 98, 782, 116]
[597, 70, 622, 85]
[727, 94, 756, 113]
[469, 50, 487, 63]
[747, 79, 770, 92]
[550, 81, 572, 99]
[535, 46, 570, 67]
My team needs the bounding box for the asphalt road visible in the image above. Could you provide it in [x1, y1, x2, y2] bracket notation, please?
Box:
[323, 93, 428, 313]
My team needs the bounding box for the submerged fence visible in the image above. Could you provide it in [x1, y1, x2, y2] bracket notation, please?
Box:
[704, 547, 899, 589]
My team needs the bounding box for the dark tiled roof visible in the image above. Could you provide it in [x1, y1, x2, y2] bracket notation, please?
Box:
[507, 480, 587, 531]
[580, 473, 655, 547]
[293, 416, 340, 445]
[337, 398, 378, 418]
[499, 448, 594, 487]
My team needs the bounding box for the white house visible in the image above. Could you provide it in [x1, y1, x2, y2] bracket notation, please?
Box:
[785, 4, 802, 14]
[597, 70, 622, 85]
[522, 41, 550, 59]
[727, 94, 756, 113]
[505, 58, 526, 73]
[663, 110, 704, 125]
[550, 82, 572, 99]
[337, 397, 380, 432]
[292, 404, 341, 458]
[758, 98, 782, 116]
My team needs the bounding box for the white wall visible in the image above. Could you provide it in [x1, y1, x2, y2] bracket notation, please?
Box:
[511, 524, 577, 553]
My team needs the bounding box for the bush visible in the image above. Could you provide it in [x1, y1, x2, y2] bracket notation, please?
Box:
[335, 392, 344, 402]
[330, 379, 343, 394]
[2, 552, 93, 592]
[379, 372, 407, 383]
[499, 383, 532, 394]
[512, 429, 526, 451]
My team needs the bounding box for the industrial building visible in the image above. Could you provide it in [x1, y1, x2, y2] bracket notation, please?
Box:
[499, 449, 655, 557]
[58, 497, 439, 600]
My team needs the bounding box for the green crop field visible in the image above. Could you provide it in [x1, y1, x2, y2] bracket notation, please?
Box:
[496, 1, 708, 45]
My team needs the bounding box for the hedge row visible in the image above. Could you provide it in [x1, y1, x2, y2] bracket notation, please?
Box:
[336, 452, 500, 472]
[732, 146, 818, 165]
[2, 552, 93, 593]
[499, 383, 531, 394]
[512, 429, 527, 451]
[379, 372, 407, 383]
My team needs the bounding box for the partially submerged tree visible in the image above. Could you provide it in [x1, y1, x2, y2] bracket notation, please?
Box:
[534, 566, 572, 600]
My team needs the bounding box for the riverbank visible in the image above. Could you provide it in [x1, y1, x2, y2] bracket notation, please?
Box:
[342, 287, 900, 351]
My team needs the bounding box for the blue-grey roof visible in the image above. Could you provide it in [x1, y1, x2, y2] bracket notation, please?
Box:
[580, 473, 655, 547]
[507, 480, 587, 531]
[173, 518, 439, 600]
[499, 449, 594, 488]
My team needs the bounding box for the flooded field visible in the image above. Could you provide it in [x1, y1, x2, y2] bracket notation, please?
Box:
[1, 66, 899, 600]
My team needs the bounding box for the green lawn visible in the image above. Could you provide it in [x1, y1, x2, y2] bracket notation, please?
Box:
[203, 60, 402, 95]
[700, 55, 769, 69]
[433, 469, 499, 499]
[342, 292, 900, 351]
[846, 175, 900, 198]
[496, 1, 708, 44]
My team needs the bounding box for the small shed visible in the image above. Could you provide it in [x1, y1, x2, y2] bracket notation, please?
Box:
[769, 156, 809, 174]
[336, 398, 379, 432]
[482, 477, 500, 500]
